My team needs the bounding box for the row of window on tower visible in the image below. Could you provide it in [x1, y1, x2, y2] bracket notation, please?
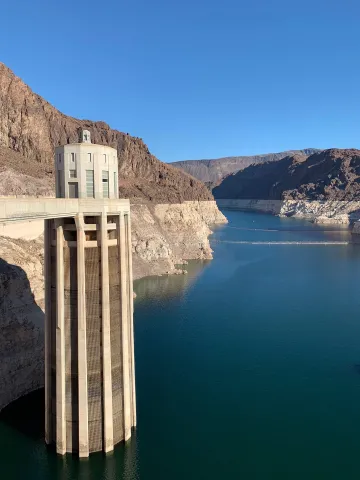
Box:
[57, 153, 113, 163]
[84, 170, 117, 198]
[57, 171, 117, 198]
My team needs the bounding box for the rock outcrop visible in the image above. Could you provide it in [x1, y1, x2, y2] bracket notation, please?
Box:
[172, 149, 320, 187]
[131, 200, 225, 279]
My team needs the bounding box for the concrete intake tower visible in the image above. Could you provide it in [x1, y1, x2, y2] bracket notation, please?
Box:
[44, 130, 136, 456]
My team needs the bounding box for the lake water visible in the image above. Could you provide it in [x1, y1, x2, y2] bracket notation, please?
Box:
[2, 209, 360, 479]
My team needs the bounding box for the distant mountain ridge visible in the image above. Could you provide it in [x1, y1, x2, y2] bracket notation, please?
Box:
[213, 149, 360, 201]
[172, 149, 321, 186]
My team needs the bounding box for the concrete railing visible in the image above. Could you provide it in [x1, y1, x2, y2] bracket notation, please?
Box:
[0, 198, 130, 224]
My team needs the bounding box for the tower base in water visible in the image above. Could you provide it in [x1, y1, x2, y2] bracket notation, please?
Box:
[44, 207, 136, 457]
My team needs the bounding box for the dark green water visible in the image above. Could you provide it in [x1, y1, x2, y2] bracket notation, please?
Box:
[2, 209, 360, 479]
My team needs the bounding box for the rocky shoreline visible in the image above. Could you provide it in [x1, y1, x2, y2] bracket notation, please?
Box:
[216, 199, 360, 225]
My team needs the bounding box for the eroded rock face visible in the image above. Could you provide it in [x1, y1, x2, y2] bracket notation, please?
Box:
[279, 200, 360, 224]
[131, 201, 226, 278]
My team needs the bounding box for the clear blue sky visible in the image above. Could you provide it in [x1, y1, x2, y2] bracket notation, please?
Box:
[2, 0, 360, 162]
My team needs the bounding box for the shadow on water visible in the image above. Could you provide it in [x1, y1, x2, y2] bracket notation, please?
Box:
[0, 388, 140, 480]
[0, 388, 45, 441]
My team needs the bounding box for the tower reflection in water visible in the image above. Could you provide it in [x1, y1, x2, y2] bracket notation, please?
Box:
[0, 388, 139, 480]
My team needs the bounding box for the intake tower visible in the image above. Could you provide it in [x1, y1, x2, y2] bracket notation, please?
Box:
[44, 130, 136, 457]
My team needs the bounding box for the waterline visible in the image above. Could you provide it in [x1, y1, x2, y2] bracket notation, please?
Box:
[227, 226, 349, 233]
[213, 240, 349, 245]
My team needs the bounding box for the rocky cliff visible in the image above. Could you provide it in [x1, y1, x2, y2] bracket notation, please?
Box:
[172, 148, 320, 187]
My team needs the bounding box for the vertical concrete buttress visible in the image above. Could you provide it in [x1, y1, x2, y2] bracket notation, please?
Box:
[100, 212, 114, 452]
[55, 220, 66, 455]
[119, 213, 132, 440]
[76, 213, 90, 458]
[126, 213, 137, 427]
[44, 219, 52, 445]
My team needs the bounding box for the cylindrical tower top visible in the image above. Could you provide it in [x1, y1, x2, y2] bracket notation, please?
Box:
[55, 130, 119, 200]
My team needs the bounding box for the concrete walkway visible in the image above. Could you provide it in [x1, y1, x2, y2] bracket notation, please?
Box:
[0, 198, 130, 224]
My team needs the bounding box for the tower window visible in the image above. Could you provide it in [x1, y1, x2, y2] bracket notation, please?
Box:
[102, 170, 109, 198]
[88, 153, 91, 162]
[86, 170, 94, 198]
[69, 169, 76, 178]
[71, 153, 76, 162]
[103, 154, 107, 163]
[58, 153, 62, 163]
[68, 182, 78, 198]
[57, 171, 62, 197]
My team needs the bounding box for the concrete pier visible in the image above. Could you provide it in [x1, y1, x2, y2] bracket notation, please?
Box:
[100, 212, 114, 453]
[55, 220, 66, 455]
[76, 214, 90, 457]
[44, 219, 52, 445]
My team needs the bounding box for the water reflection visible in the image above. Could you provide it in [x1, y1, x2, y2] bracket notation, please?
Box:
[0, 389, 139, 480]
[123, 431, 139, 480]
[134, 260, 210, 303]
[51, 437, 138, 480]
